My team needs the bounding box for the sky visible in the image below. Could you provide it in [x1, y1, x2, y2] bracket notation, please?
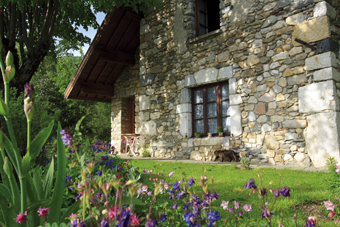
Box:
[70, 12, 106, 56]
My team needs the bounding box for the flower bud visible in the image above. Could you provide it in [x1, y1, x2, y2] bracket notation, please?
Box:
[0, 99, 9, 116]
[24, 97, 34, 121]
[5, 51, 14, 67]
[4, 65, 15, 83]
[125, 180, 134, 186]
[3, 157, 13, 178]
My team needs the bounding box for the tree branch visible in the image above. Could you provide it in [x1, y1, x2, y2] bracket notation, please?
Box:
[20, 8, 33, 55]
[31, 0, 40, 47]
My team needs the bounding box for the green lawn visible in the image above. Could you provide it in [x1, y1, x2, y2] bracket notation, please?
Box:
[129, 160, 339, 226]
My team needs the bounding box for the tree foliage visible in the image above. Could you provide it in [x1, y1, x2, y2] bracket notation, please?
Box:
[0, 0, 162, 94]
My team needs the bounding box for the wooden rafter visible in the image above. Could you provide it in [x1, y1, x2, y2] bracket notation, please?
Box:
[96, 45, 135, 65]
[78, 81, 114, 97]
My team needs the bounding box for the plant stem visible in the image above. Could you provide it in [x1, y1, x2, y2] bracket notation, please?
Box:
[4, 82, 18, 151]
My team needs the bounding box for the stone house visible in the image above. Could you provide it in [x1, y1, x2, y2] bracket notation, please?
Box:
[65, 0, 340, 168]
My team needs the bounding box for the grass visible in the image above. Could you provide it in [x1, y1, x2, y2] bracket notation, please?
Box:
[129, 160, 339, 226]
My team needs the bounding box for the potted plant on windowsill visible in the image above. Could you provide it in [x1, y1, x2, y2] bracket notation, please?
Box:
[217, 126, 224, 137]
[195, 131, 203, 138]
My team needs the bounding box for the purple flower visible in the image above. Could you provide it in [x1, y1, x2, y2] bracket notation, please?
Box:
[175, 192, 188, 199]
[207, 211, 221, 222]
[182, 212, 196, 226]
[280, 186, 290, 197]
[96, 171, 102, 177]
[60, 129, 66, 135]
[160, 213, 168, 222]
[187, 178, 195, 187]
[220, 200, 229, 210]
[260, 188, 266, 196]
[244, 179, 257, 189]
[145, 219, 158, 227]
[172, 202, 177, 209]
[336, 166, 340, 174]
[168, 171, 175, 177]
[61, 133, 72, 146]
[172, 181, 181, 191]
[100, 217, 108, 227]
[274, 189, 280, 198]
[242, 203, 252, 212]
[227, 207, 234, 213]
[261, 208, 273, 218]
[234, 201, 240, 209]
[305, 217, 316, 227]
[24, 83, 34, 98]
[239, 211, 243, 217]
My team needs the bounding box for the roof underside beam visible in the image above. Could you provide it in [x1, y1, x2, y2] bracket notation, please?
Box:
[95, 46, 135, 65]
[78, 81, 114, 97]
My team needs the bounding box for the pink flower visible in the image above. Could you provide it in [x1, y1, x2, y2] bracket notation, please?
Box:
[336, 166, 340, 174]
[16, 211, 28, 224]
[220, 200, 229, 210]
[130, 213, 141, 226]
[328, 211, 335, 218]
[324, 199, 338, 212]
[147, 191, 152, 196]
[242, 203, 252, 212]
[307, 216, 316, 225]
[168, 171, 175, 177]
[108, 206, 119, 219]
[37, 207, 50, 217]
[69, 213, 78, 224]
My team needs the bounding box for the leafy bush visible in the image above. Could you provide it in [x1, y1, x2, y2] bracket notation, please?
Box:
[326, 157, 340, 193]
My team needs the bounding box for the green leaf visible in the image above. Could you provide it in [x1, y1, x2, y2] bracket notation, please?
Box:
[0, 184, 14, 206]
[47, 122, 66, 224]
[29, 120, 54, 164]
[21, 153, 31, 176]
[3, 134, 21, 175]
[75, 115, 87, 132]
[43, 157, 55, 199]
[27, 198, 51, 213]
[33, 167, 43, 201]
[58, 200, 81, 224]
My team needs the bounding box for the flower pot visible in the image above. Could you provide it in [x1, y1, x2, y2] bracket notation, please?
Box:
[208, 133, 212, 138]
[218, 133, 223, 137]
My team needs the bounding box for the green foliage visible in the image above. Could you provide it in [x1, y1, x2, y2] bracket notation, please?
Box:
[31, 53, 111, 141]
[326, 157, 340, 193]
[140, 145, 151, 157]
[0, 87, 60, 151]
[240, 157, 251, 170]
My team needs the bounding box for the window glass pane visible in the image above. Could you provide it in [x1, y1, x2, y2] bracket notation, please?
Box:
[194, 104, 204, 119]
[222, 117, 230, 132]
[222, 101, 230, 116]
[194, 89, 203, 104]
[207, 103, 217, 117]
[195, 120, 204, 133]
[208, 118, 217, 133]
[207, 87, 217, 101]
[221, 84, 229, 99]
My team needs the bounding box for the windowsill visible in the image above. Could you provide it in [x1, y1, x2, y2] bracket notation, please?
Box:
[188, 29, 222, 44]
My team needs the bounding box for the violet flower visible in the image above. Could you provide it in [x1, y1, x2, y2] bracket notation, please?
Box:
[234, 201, 240, 209]
[261, 208, 273, 218]
[279, 186, 290, 197]
[244, 178, 257, 189]
[187, 177, 195, 187]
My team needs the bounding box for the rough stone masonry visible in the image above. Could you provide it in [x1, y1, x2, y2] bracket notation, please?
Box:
[111, 0, 340, 168]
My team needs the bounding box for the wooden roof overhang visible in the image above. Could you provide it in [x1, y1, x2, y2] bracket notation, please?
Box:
[64, 7, 141, 103]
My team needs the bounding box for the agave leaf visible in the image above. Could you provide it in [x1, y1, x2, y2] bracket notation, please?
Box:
[29, 120, 54, 164]
[33, 167, 43, 201]
[47, 122, 66, 224]
[43, 157, 55, 199]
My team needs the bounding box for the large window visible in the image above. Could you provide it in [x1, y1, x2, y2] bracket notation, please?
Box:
[192, 83, 230, 136]
[195, 0, 220, 36]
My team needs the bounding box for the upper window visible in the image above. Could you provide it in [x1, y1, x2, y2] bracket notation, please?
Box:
[195, 0, 220, 37]
[192, 83, 230, 136]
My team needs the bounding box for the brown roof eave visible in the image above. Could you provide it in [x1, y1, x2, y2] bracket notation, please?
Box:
[64, 9, 115, 100]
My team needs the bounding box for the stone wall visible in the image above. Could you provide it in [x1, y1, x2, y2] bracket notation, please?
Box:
[111, 0, 340, 167]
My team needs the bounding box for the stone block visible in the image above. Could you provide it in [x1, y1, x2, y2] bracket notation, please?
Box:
[176, 104, 192, 113]
[314, 1, 337, 19]
[151, 112, 161, 119]
[218, 66, 233, 80]
[194, 68, 218, 85]
[139, 95, 150, 111]
[230, 105, 242, 136]
[304, 112, 340, 167]
[286, 13, 306, 25]
[299, 80, 339, 113]
[230, 94, 242, 105]
[229, 78, 237, 95]
[190, 151, 204, 160]
[265, 135, 280, 150]
[144, 120, 157, 135]
[274, 155, 283, 162]
[278, 0, 291, 8]
[294, 152, 307, 162]
[285, 133, 298, 140]
[140, 24, 150, 35]
[188, 138, 194, 147]
[287, 75, 307, 86]
[139, 112, 150, 121]
[180, 88, 192, 103]
[292, 16, 331, 46]
[184, 74, 196, 87]
[140, 74, 155, 86]
[223, 137, 230, 148]
[313, 67, 340, 82]
[272, 51, 289, 62]
[179, 113, 192, 137]
[283, 154, 294, 162]
[282, 120, 307, 128]
[259, 93, 275, 102]
[305, 52, 337, 71]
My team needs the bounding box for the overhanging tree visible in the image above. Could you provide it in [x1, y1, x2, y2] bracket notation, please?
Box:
[0, 0, 162, 93]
